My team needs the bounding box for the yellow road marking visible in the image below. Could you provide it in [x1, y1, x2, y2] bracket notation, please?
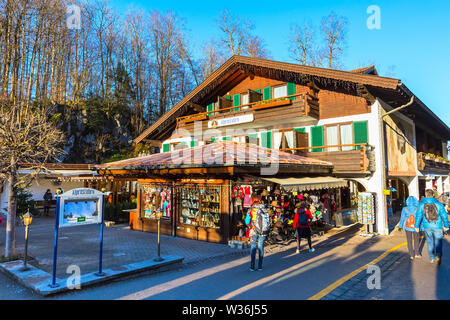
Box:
[307, 241, 407, 300]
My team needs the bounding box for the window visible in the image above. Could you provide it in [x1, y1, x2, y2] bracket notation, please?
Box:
[324, 122, 354, 151]
[241, 93, 249, 109]
[273, 85, 287, 99]
[273, 129, 295, 150]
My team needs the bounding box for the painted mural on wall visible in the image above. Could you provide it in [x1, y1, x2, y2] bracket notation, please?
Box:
[384, 114, 417, 176]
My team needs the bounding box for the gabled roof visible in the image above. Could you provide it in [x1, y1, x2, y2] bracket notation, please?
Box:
[349, 65, 378, 75]
[134, 55, 400, 144]
[135, 55, 450, 142]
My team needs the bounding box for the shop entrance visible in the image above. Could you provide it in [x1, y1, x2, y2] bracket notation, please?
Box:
[387, 178, 409, 214]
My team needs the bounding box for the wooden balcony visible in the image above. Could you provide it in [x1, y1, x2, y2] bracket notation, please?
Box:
[176, 93, 319, 131]
[280, 143, 375, 175]
[417, 152, 450, 174]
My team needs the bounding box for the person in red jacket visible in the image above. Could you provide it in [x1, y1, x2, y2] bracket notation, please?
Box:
[293, 201, 315, 254]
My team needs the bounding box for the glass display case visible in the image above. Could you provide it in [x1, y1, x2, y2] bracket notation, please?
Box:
[141, 184, 172, 219]
[178, 185, 222, 229]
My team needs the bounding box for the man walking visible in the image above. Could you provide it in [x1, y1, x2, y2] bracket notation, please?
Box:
[415, 189, 450, 265]
[43, 189, 52, 216]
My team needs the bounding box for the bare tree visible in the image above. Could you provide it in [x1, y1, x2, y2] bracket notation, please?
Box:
[0, 99, 65, 258]
[289, 21, 323, 67]
[217, 9, 252, 57]
[320, 12, 348, 69]
[246, 35, 270, 59]
[199, 37, 224, 81]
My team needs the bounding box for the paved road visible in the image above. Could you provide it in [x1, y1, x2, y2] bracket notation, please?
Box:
[1, 215, 449, 300]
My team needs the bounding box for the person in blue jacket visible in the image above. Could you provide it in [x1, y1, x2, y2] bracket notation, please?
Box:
[415, 189, 450, 265]
[398, 196, 421, 259]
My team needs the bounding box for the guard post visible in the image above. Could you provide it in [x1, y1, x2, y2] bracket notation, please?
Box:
[154, 209, 164, 262]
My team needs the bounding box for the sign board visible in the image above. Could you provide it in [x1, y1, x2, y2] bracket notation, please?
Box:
[382, 189, 391, 195]
[208, 114, 254, 129]
[58, 188, 104, 228]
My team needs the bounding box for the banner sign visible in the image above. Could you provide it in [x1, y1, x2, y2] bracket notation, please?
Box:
[208, 114, 254, 129]
[58, 188, 104, 228]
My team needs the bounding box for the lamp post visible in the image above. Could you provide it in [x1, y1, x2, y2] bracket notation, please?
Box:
[49, 187, 63, 288]
[154, 210, 164, 262]
[19, 210, 33, 272]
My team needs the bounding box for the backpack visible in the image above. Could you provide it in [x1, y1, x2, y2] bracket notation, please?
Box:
[424, 203, 439, 223]
[297, 208, 308, 226]
[405, 208, 416, 229]
[252, 206, 271, 235]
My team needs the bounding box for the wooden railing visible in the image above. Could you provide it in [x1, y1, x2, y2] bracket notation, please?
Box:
[280, 143, 375, 173]
[176, 92, 316, 127]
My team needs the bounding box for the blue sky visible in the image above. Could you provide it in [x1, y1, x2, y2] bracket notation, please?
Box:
[110, 0, 450, 126]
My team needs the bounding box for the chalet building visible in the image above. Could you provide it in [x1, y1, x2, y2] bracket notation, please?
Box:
[110, 56, 449, 239]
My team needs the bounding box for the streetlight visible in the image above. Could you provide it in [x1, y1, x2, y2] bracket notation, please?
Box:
[19, 210, 33, 272]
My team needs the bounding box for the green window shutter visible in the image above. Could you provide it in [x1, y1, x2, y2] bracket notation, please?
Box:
[225, 95, 231, 101]
[255, 89, 261, 93]
[294, 127, 305, 132]
[261, 131, 272, 149]
[207, 103, 214, 116]
[190, 140, 197, 147]
[222, 136, 230, 141]
[233, 94, 240, 111]
[248, 133, 258, 145]
[211, 137, 217, 142]
[263, 87, 271, 101]
[287, 82, 296, 100]
[162, 143, 170, 153]
[353, 121, 369, 150]
[310, 126, 324, 152]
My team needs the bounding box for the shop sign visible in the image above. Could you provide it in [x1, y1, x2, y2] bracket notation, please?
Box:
[58, 188, 104, 228]
[207, 114, 254, 128]
[382, 189, 391, 195]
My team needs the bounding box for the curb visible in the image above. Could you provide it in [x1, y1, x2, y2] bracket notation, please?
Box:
[0, 255, 183, 296]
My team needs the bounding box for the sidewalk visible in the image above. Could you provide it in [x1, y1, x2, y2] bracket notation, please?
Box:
[0, 216, 249, 279]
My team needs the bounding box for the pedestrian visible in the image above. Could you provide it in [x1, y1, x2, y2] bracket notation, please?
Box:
[43, 189, 53, 216]
[245, 195, 270, 271]
[398, 196, 421, 260]
[415, 189, 450, 265]
[293, 201, 315, 254]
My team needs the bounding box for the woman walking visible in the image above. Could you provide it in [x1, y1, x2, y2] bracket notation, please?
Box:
[399, 196, 421, 259]
[293, 202, 315, 254]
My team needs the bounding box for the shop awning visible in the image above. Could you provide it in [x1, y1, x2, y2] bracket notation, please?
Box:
[261, 177, 348, 192]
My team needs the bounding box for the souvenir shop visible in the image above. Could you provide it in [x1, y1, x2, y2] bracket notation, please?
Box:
[229, 176, 365, 238]
[136, 178, 231, 243]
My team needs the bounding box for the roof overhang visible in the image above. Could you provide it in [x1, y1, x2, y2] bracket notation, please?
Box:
[134, 55, 400, 143]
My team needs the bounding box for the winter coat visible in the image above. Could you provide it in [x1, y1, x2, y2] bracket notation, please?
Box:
[293, 208, 313, 228]
[399, 196, 421, 232]
[43, 191, 52, 206]
[414, 197, 450, 230]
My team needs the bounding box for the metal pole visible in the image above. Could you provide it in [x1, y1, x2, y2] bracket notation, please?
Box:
[20, 225, 29, 271]
[49, 194, 61, 288]
[154, 215, 163, 262]
[95, 193, 106, 276]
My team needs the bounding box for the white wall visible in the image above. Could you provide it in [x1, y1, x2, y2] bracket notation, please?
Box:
[0, 177, 85, 213]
